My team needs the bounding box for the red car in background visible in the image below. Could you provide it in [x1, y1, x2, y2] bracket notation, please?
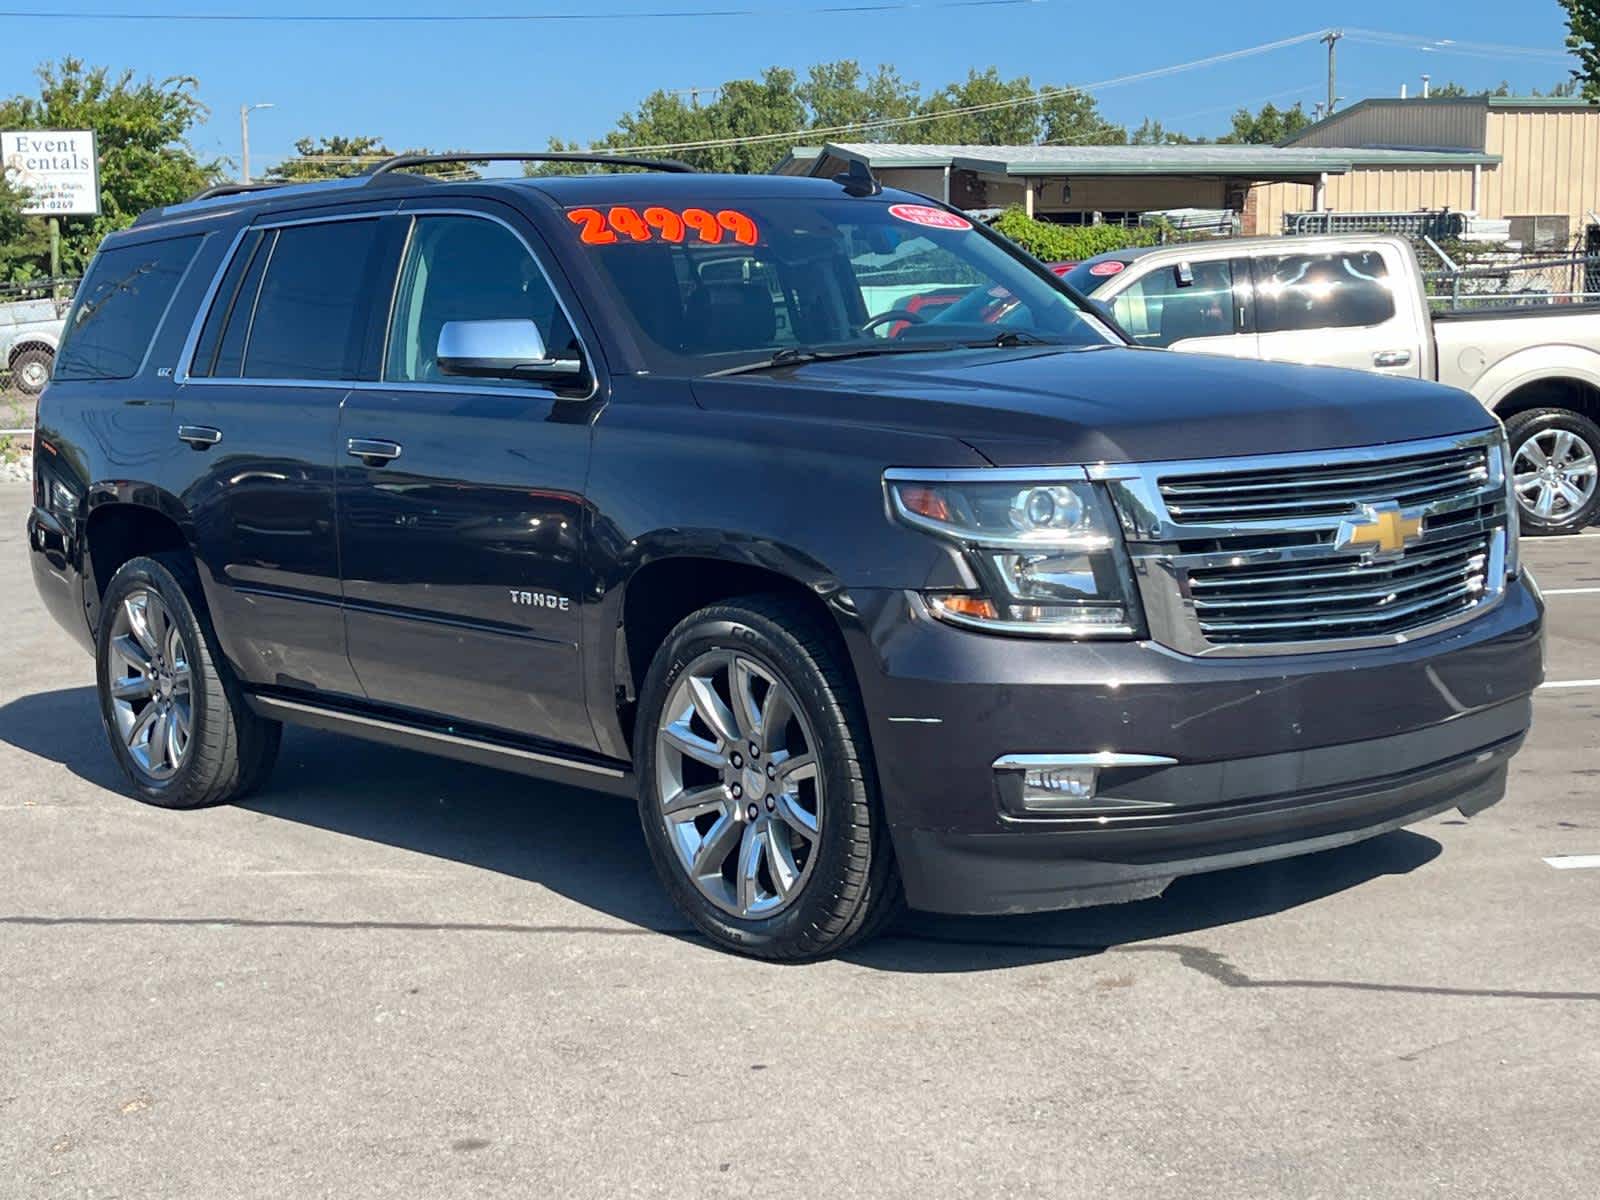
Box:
[884, 263, 1079, 335]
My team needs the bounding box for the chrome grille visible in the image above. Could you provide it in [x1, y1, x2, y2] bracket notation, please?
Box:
[1186, 530, 1491, 645]
[1159, 442, 1490, 524]
[1094, 431, 1512, 657]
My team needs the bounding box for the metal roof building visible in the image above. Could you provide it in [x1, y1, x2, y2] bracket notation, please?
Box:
[775, 141, 1499, 232]
[1259, 96, 1600, 242]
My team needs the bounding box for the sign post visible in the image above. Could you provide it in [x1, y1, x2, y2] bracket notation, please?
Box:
[1, 129, 101, 294]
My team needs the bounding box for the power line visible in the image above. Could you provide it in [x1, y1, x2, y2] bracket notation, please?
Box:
[608, 30, 1335, 154]
[1344, 29, 1576, 63]
[0, 0, 1046, 20]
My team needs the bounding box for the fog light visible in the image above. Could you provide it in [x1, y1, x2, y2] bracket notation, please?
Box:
[994, 752, 1179, 817]
[1020, 764, 1098, 810]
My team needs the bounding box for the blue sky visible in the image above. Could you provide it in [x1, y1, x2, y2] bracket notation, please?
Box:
[0, 1, 1581, 172]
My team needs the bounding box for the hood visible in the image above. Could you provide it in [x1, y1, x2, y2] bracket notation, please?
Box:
[691, 345, 1497, 466]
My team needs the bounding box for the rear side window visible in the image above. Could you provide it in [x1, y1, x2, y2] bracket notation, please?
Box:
[54, 235, 201, 381]
[194, 218, 387, 381]
[1110, 260, 1235, 348]
[1254, 250, 1395, 333]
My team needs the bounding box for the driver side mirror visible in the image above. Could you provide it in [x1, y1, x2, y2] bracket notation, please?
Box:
[436, 319, 584, 384]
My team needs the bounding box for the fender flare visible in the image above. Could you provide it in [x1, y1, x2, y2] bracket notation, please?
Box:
[1471, 344, 1600, 413]
[7, 331, 61, 360]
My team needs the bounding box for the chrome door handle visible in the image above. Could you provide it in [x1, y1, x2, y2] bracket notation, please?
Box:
[346, 437, 403, 463]
[177, 424, 222, 448]
[1373, 350, 1412, 368]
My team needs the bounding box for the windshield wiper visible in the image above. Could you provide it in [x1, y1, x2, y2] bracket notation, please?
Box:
[965, 330, 1058, 348]
[708, 343, 964, 378]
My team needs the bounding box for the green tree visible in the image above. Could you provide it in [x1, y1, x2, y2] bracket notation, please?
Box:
[796, 61, 918, 140]
[0, 58, 218, 278]
[0, 174, 50, 282]
[536, 60, 1127, 174]
[266, 135, 471, 181]
[1428, 80, 1513, 97]
[267, 135, 389, 181]
[1561, 0, 1600, 101]
[1129, 117, 1201, 146]
[1219, 101, 1311, 144]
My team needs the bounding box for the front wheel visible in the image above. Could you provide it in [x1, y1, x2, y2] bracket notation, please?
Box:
[634, 596, 900, 960]
[1506, 408, 1600, 536]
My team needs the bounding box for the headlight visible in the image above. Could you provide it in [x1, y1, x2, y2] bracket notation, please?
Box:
[886, 472, 1142, 638]
[1497, 432, 1521, 579]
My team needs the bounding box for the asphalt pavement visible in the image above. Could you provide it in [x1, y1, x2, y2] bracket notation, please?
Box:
[2, 481, 1597, 1198]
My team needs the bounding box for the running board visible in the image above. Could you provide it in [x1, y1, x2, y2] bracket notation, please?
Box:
[247, 694, 635, 797]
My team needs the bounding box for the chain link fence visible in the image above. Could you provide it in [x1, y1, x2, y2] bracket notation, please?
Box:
[1423, 254, 1600, 313]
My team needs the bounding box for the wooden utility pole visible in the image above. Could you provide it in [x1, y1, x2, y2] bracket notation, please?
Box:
[1322, 29, 1344, 115]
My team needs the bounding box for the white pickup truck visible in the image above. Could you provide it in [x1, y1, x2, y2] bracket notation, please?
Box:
[0, 294, 65, 397]
[1066, 233, 1600, 535]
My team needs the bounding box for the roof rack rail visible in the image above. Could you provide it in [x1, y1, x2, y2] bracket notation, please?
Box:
[187, 180, 288, 203]
[362, 151, 697, 178]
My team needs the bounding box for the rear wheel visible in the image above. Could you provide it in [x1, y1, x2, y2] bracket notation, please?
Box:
[10, 346, 52, 396]
[635, 595, 900, 960]
[1506, 408, 1600, 536]
[96, 554, 281, 808]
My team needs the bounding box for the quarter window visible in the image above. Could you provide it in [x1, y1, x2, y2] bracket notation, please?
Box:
[54, 235, 201, 381]
[385, 215, 578, 387]
[1110, 260, 1235, 348]
[1254, 250, 1395, 333]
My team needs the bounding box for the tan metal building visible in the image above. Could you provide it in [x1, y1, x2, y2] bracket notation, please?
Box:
[775, 142, 1493, 228]
[1254, 97, 1600, 241]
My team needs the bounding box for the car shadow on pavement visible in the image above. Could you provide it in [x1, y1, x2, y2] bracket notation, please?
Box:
[0, 686, 1442, 973]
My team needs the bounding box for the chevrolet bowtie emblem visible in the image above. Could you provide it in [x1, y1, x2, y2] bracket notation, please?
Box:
[1336, 502, 1424, 556]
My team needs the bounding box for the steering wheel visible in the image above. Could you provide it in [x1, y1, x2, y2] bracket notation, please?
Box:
[858, 308, 929, 336]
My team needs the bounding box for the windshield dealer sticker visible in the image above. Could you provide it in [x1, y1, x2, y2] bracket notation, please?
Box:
[1088, 261, 1126, 277]
[887, 204, 972, 232]
[568, 206, 758, 246]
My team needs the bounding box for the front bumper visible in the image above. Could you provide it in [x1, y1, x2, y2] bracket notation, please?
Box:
[842, 578, 1543, 916]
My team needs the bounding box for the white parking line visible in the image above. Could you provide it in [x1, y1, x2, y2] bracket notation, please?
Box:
[1538, 679, 1600, 690]
[1544, 856, 1600, 870]
[1541, 587, 1600, 596]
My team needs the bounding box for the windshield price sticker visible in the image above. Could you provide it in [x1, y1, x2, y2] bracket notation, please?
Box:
[1088, 261, 1126, 278]
[887, 203, 972, 232]
[569, 206, 759, 246]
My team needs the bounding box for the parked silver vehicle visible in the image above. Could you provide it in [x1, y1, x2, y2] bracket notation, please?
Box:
[0, 294, 66, 396]
[1068, 234, 1600, 535]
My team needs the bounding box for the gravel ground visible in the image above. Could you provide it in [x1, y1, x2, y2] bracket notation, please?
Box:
[1, 482, 1597, 1199]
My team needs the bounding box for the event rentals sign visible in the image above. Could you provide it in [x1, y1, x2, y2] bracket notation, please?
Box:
[1, 130, 101, 216]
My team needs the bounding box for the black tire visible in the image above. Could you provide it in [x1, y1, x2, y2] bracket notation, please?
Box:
[95, 553, 281, 809]
[1505, 408, 1600, 536]
[9, 346, 52, 396]
[634, 595, 901, 960]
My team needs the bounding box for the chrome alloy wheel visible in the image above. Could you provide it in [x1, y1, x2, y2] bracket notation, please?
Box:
[107, 588, 193, 781]
[654, 649, 823, 919]
[1514, 429, 1599, 522]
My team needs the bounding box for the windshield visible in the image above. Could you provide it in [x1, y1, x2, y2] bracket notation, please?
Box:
[567, 197, 1117, 374]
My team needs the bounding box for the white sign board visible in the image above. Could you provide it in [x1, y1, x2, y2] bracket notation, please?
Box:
[1, 130, 101, 217]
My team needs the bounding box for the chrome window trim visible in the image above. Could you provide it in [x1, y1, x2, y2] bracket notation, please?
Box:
[173, 205, 599, 404]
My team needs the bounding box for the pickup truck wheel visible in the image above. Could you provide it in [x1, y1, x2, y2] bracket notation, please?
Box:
[635, 596, 901, 960]
[96, 554, 281, 809]
[10, 346, 52, 395]
[1506, 409, 1600, 536]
